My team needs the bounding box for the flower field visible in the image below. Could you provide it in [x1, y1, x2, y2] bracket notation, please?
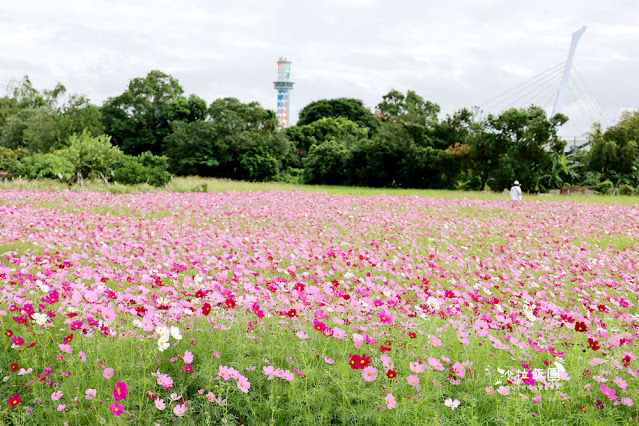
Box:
[1, 189, 638, 425]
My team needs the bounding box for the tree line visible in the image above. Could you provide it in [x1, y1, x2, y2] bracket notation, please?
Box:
[1, 70, 637, 193]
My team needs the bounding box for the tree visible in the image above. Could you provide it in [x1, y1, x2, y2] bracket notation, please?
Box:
[587, 110, 639, 177]
[297, 98, 378, 133]
[102, 70, 184, 155]
[303, 139, 352, 185]
[208, 98, 277, 134]
[59, 130, 123, 178]
[487, 106, 567, 191]
[285, 117, 368, 155]
[166, 94, 208, 124]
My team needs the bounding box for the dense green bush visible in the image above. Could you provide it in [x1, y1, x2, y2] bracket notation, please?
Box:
[619, 183, 635, 195]
[113, 151, 173, 186]
[595, 179, 614, 194]
[21, 153, 75, 180]
[59, 130, 123, 178]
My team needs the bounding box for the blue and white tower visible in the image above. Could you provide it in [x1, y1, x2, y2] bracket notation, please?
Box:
[274, 57, 294, 127]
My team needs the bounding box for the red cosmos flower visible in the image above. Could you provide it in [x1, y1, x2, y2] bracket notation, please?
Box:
[588, 338, 600, 351]
[7, 394, 21, 408]
[11, 336, 24, 346]
[63, 334, 74, 344]
[597, 305, 606, 312]
[343, 295, 350, 301]
[353, 353, 371, 370]
[287, 309, 297, 318]
[11, 362, 18, 372]
[4, 329, 13, 338]
[224, 298, 235, 309]
[349, 354, 361, 369]
[575, 322, 587, 332]
[313, 319, 326, 332]
[408, 332, 417, 339]
[113, 381, 129, 402]
[380, 345, 391, 353]
[183, 366, 193, 373]
[294, 283, 305, 292]
[201, 303, 211, 316]
[386, 369, 398, 379]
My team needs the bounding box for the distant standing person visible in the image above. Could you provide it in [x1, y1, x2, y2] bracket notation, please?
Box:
[510, 180, 522, 205]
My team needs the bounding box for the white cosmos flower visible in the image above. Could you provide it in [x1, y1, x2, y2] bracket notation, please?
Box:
[132, 319, 142, 328]
[158, 339, 170, 352]
[32, 313, 48, 325]
[426, 296, 441, 310]
[170, 326, 182, 340]
[184, 308, 193, 316]
[156, 327, 170, 341]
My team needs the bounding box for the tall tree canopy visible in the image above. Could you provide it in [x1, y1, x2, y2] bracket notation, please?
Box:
[297, 98, 378, 133]
[101, 70, 185, 155]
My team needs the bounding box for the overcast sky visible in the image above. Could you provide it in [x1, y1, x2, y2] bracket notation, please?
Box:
[1, 0, 637, 139]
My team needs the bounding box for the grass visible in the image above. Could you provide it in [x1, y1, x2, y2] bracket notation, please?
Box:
[1, 176, 639, 205]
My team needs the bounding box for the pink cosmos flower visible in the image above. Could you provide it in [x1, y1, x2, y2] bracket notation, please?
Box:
[263, 366, 276, 380]
[613, 377, 627, 389]
[352, 333, 364, 349]
[406, 360, 424, 373]
[282, 370, 294, 381]
[101, 309, 116, 323]
[57, 404, 66, 411]
[452, 362, 465, 378]
[362, 366, 378, 382]
[113, 381, 128, 402]
[155, 399, 166, 410]
[182, 350, 194, 364]
[51, 391, 64, 401]
[85, 389, 97, 400]
[385, 393, 396, 409]
[429, 336, 442, 347]
[11, 336, 24, 346]
[206, 392, 216, 402]
[296, 331, 309, 340]
[377, 310, 393, 324]
[600, 384, 618, 400]
[485, 387, 495, 394]
[533, 396, 541, 403]
[79, 351, 86, 363]
[589, 358, 607, 366]
[70, 320, 84, 330]
[103, 368, 114, 379]
[428, 358, 444, 371]
[218, 366, 231, 380]
[58, 344, 73, 354]
[183, 366, 193, 373]
[407, 375, 420, 387]
[497, 386, 510, 396]
[324, 357, 334, 365]
[621, 397, 634, 407]
[83, 291, 98, 303]
[237, 377, 251, 393]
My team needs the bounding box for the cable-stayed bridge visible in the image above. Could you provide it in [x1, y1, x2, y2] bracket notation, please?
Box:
[480, 26, 611, 154]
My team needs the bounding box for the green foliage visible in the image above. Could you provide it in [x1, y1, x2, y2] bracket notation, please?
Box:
[595, 179, 614, 194]
[297, 98, 379, 133]
[0, 146, 30, 175]
[113, 152, 173, 187]
[618, 183, 635, 195]
[102, 70, 184, 155]
[163, 97, 284, 182]
[59, 130, 123, 178]
[303, 139, 352, 185]
[285, 117, 368, 155]
[21, 153, 75, 180]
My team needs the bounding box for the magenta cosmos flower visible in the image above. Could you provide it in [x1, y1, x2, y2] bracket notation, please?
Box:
[113, 381, 128, 402]
[110, 403, 124, 416]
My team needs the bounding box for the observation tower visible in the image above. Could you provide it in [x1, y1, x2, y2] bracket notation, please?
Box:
[273, 57, 294, 127]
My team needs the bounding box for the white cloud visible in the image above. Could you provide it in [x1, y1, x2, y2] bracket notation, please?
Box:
[0, 0, 636, 138]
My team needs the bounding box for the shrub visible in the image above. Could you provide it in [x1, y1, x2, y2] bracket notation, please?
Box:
[595, 179, 614, 195]
[113, 152, 173, 187]
[21, 153, 75, 181]
[619, 183, 635, 195]
[59, 130, 123, 178]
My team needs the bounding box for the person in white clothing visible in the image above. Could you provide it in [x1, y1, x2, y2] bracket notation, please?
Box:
[510, 180, 522, 205]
